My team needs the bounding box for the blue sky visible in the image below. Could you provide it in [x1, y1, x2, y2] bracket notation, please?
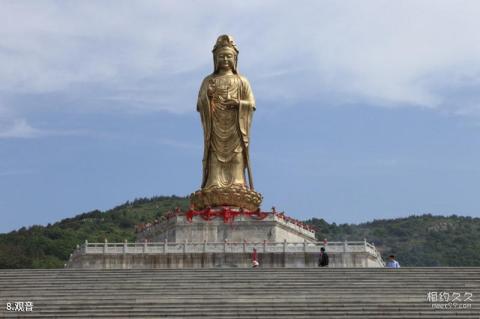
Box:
[1, 1, 480, 233]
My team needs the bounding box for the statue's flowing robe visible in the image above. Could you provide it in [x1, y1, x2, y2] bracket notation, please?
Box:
[197, 73, 255, 190]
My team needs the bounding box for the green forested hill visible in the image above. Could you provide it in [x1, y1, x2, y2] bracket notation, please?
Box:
[0, 196, 189, 268]
[1, 195, 479, 268]
[306, 215, 480, 266]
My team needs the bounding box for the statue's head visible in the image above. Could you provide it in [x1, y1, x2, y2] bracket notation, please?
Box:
[212, 35, 239, 74]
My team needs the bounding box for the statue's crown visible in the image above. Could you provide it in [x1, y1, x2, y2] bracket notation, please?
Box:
[212, 35, 239, 53]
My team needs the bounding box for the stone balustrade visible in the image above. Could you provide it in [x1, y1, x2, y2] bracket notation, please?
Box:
[72, 239, 381, 259]
[67, 239, 385, 268]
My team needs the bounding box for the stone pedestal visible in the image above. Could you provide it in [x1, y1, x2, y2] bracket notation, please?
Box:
[136, 208, 316, 243]
[67, 208, 385, 269]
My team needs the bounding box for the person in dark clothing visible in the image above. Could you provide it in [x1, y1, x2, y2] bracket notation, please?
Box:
[318, 247, 329, 267]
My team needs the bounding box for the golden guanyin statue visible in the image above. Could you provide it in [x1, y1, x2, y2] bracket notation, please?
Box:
[190, 35, 262, 211]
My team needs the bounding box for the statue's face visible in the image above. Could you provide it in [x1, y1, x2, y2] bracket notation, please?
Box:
[215, 47, 236, 72]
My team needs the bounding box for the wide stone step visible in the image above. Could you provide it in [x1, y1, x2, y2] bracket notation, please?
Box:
[2, 278, 477, 281]
[4, 290, 476, 296]
[2, 268, 479, 273]
[2, 308, 477, 313]
[3, 316, 477, 319]
[2, 281, 478, 287]
[3, 278, 476, 283]
[1, 268, 478, 318]
[2, 311, 479, 319]
[2, 316, 478, 319]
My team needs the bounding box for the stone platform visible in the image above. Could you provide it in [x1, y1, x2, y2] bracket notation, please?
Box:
[66, 240, 384, 269]
[68, 208, 385, 269]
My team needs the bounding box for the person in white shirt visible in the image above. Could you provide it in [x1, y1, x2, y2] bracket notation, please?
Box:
[386, 255, 400, 268]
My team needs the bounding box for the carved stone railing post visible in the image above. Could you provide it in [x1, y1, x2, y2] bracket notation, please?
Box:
[84, 240, 88, 254]
[143, 239, 147, 254]
[263, 240, 267, 253]
[203, 240, 207, 253]
[104, 238, 108, 254]
[164, 238, 168, 254]
[303, 240, 307, 253]
[283, 239, 287, 253]
[224, 239, 228, 253]
[183, 240, 187, 254]
[123, 239, 127, 254]
[243, 240, 246, 253]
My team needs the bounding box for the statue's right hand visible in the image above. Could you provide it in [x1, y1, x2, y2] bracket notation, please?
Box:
[223, 99, 240, 109]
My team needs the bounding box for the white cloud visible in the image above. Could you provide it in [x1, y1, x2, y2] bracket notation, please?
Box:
[0, 1, 479, 115]
[0, 118, 41, 138]
[0, 116, 89, 139]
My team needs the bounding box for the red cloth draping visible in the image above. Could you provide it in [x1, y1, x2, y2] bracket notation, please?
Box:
[185, 207, 269, 223]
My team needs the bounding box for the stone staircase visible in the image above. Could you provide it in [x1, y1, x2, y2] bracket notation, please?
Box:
[0, 268, 479, 318]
